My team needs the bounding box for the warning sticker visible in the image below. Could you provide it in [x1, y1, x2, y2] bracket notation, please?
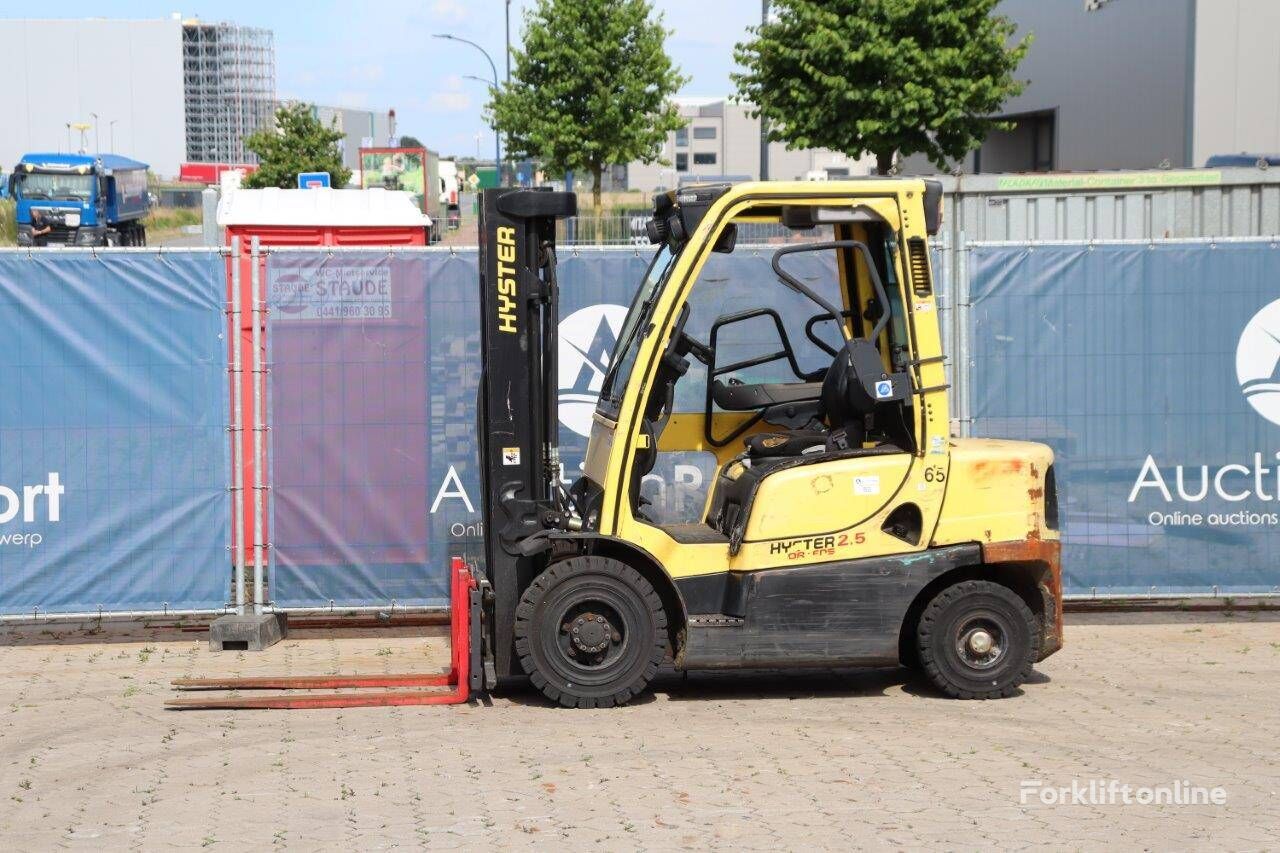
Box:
[502, 447, 521, 466]
[854, 475, 880, 495]
[874, 380, 894, 399]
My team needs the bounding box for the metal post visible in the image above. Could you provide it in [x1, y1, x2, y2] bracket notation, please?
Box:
[251, 236, 266, 614]
[955, 229, 971, 437]
[230, 238, 246, 615]
[201, 187, 219, 247]
[759, 0, 770, 181]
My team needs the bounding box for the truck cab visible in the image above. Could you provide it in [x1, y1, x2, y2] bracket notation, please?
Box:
[9, 153, 150, 247]
[477, 181, 1062, 708]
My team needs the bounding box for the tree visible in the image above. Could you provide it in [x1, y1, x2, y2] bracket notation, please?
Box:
[398, 135, 425, 150]
[733, 0, 1031, 175]
[489, 0, 687, 235]
[243, 103, 353, 189]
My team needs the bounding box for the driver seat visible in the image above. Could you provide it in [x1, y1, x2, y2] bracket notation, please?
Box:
[743, 429, 828, 458]
[743, 341, 878, 459]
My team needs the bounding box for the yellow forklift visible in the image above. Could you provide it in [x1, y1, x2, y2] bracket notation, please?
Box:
[168, 180, 1062, 712]
[475, 180, 1062, 708]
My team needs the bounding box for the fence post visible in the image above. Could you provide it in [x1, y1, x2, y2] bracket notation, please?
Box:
[251, 237, 266, 614]
[954, 229, 971, 438]
[230, 237, 246, 615]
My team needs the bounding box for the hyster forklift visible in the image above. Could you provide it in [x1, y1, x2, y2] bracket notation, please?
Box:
[475, 181, 1062, 708]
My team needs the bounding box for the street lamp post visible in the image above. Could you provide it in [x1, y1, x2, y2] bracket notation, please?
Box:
[65, 123, 72, 153]
[91, 112, 99, 155]
[433, 33, 502, 185]
[109, 120, 118, 154]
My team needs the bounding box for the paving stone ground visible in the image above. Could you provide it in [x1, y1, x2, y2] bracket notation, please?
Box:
[1, 612, 1277, 851]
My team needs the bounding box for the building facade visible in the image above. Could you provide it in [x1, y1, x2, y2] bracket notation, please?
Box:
[904, 0, 1280, 175]
[311, 105, 396, 172]
[182, 19, 276, 165]
[625, 98, 872, 192]
[0, 16, 281, 178]
[0, 17, 188, 177]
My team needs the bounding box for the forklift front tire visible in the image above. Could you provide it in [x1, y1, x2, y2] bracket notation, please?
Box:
[916, 579, 1040, 700]
[514, 556, 667, 709]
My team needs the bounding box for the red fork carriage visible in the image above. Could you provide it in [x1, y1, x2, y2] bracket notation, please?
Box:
[167, 558, 481, 710]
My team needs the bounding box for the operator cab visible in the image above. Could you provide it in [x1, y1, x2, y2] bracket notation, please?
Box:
[577, 180, 945, 552]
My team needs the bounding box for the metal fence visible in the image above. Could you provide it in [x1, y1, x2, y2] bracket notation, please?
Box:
[959, 237, 1280, 597]
[0, 247, 234, 620]
[7, 198, 1280, 620]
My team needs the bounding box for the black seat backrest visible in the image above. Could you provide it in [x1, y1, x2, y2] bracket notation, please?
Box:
[821, 339, 891, 445]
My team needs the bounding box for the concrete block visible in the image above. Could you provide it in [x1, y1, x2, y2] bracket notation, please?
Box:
[208, 613, 287, 651]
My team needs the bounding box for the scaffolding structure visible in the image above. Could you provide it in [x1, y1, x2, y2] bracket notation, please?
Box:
[182, 20, 276, 164]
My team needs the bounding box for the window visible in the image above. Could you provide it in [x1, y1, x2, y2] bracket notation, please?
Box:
[675, 152, 688, 172]
[693, 152, 717, 166]
[674, 126, 688, 147]
[16, 172, 93, 201]
[693, 126, 717, 140]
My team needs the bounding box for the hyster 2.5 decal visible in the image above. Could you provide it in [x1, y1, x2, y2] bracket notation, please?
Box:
[769, 532, 867, 559]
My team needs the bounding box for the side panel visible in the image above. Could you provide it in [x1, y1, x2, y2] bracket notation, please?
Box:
[679, 544, 981, 669]
[742, 453, 914, 541]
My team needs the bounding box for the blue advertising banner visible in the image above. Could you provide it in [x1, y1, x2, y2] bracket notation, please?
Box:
[968, 241, 1280, 594]
[265, 247, 825, 608]
[0, 251, 231, 614]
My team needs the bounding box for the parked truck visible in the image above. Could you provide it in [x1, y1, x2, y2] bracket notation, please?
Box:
[8, 153, 151, 247]
[438, 158, 461, 229]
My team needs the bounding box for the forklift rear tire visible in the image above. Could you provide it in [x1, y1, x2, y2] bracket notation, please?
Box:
[514, 556, 667, 708]
[916, 580, 1039, 700]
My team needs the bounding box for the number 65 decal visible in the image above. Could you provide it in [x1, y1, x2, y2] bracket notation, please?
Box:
[924, 466, 946, 483]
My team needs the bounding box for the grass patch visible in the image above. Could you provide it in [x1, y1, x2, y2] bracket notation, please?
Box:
[146, 206, 202, 231]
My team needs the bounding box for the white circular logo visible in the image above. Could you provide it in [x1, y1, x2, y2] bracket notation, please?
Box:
[558, 304, 628, 437]
[1237, 298, 1280, 426]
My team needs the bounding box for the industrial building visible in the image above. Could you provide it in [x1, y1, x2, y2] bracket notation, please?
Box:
[0, 16, 383, 180]
[310, 105, 398, 172]
[902, 0, 1280, 174]
[182, 20, 276, 165]
[625, 98, 873, 192]
[0, 17, 189, 178]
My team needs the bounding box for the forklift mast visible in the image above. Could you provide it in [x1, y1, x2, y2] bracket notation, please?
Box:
[476, 188, 577, 679]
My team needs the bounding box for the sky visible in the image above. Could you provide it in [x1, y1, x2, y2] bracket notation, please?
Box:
[21, 1, 763, 159]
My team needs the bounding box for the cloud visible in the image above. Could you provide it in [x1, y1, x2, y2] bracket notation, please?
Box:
[351, 64, 385, 83]
[332, 91, 372, 109]
[431, 0, 469, 23]
[427, 91, 473, 112]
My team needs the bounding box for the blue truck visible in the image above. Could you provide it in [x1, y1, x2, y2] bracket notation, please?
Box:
[7, 153, 150, 247]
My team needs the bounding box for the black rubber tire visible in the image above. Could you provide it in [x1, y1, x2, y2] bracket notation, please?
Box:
[514, 556, 667, 708]
[917, 579, 1039, 700]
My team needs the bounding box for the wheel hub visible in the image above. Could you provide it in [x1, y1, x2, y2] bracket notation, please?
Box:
[568, 612, 618, 654]
[957, 620, 1005, 669]
[967, 629, 994, 655]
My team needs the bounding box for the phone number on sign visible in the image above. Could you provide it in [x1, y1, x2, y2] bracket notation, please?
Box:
[310, 303, 393, 319]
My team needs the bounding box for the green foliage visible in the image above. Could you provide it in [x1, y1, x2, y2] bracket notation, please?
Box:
[733, 0, 1031, 173]
[243, 103, 353, 189]
[0, 198, 15, 246]
[398, 135, 425, 150]
[489, 0, 687, 217]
